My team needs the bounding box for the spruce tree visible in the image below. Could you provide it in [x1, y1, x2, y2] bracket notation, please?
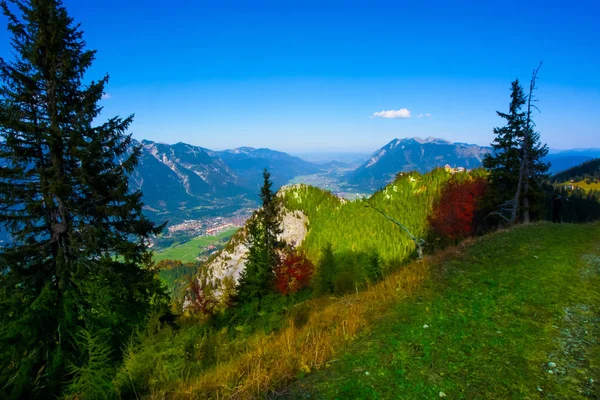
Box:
[0, 1, 165, 398]
[366, 249, 382, 284]
[312, 243, 336, 296]
[236, 169, 282, 309]
[482, 80, 526, 220]
[483, 78, 549, 223]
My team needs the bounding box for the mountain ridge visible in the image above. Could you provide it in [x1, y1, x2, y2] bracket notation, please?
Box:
[347, 137, 492, 190]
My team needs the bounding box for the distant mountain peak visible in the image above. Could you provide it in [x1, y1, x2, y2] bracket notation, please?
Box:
[348, 137, 492, 189]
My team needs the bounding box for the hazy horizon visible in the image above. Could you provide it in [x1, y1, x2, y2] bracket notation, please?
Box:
[140, 135, 600, 156]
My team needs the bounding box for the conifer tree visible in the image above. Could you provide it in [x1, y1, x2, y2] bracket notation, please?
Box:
[519, 64, 550, 222]
[483, 80, 526, 220]
[236, 169, 282, 309]
[483, 78, 549, 223]
[0, 1, 165, 397]
[312, 243, 336, 296]
[366, 249, 383, 284]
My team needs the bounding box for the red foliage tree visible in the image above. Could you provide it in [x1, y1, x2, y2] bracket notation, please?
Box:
[275, 250, 314, 295]
[428, 178, 487, 240]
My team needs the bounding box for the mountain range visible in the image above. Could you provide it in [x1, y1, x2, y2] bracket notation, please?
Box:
[126, 139, 324, 222]
[544, 149, 600, 175]
[124, 137, 600, 223]
[2, 137, 592, 229]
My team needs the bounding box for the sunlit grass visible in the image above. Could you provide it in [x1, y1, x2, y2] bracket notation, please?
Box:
[125, 223, 600, 399]
[145, 222, 600, 399]
[286, 222, 600, 399]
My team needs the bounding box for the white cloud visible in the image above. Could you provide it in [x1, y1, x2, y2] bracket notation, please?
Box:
[372, 108, 411, 119]
[417, 113, 432, 118]
[101, 93, 112, 100]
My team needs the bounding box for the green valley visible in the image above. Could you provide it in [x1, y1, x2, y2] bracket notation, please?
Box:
[152, 227, 238, 263]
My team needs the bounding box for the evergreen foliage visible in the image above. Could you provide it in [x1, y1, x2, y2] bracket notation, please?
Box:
[0, 1, 166, 397]
[482, 79, 549, 222]
[544, 184, 600, 223]
[236, 169, 283, 309]
[63, 329, 115, 400]
[365, 250, 383, 284]
[482, 81, 526, 215]
[312, 243, 337, 296]
[282, 168, 457, 269]
[522, 122, 550, 219]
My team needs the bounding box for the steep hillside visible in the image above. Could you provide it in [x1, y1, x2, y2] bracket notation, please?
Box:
[199, 167, 485, 290]
[347, 137, 491, 190]
[201, 208, 309, 285]
[284, 223, 600, 399]
[123, 141, 325, 223]
[127, 140, 252, 220]
[283, 168, 477, 265]
[124, 223, 600, 399]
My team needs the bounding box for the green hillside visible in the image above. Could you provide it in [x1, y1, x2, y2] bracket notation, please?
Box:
[113, 223, 600, 399]
[284, 223, 600, 399]
[282, 168, 486, 268]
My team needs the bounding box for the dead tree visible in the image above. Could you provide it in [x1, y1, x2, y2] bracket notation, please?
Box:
[511, 62, 543, 224]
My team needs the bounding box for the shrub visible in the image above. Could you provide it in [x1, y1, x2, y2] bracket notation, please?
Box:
[428, 178, 487, 241]
[334, 271, 356, 296]
[275, 249, 314, 295]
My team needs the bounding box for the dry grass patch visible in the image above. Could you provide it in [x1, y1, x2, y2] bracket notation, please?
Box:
[166, 248, 461, 399]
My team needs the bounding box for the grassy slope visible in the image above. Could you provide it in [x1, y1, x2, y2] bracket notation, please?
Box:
[155, 223, 599, 399]
[283, 223, 600, 399]
[152, 228, 238, 263]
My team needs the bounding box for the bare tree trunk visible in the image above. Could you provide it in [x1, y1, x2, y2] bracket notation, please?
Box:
[511, 159, 524, 223]
[522, 62, 542, 223]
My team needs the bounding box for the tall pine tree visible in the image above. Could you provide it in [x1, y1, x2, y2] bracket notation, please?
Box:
[483, 78, 549, 223]
[483, 80, 526, 220]
[0, 1, 166, 398]
[236, 169, 283, 310]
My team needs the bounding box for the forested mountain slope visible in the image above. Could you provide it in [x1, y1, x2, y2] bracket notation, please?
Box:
[551, 158, 600, 182]
[199, 167, 486, 292]
[282, 168, 485, 266]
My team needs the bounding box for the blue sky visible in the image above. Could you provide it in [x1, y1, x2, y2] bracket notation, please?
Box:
[1, 0, 599, 152]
